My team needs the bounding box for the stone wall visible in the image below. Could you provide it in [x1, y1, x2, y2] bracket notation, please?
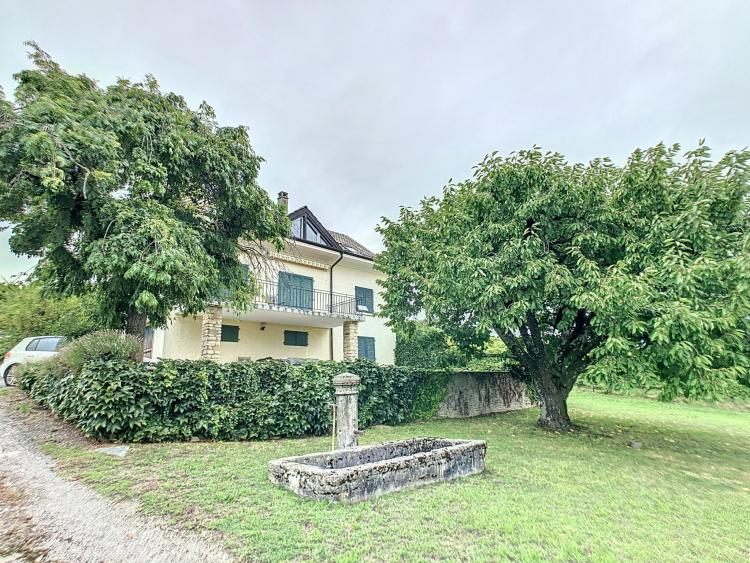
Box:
[342, 320, 358, 361]
[436, 371, 532, 418]
[200, 305, 223, 361]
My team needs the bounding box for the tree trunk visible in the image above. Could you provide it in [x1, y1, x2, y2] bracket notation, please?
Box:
[537, 385, 573, 431]
[495, 323, 580, 432]
[125, 306, 147, 362]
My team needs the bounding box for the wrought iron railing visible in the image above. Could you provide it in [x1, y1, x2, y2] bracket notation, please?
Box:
[254, 279, 360, 315]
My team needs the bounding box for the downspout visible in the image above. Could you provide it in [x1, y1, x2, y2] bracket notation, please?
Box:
[329, 250, 344, 360]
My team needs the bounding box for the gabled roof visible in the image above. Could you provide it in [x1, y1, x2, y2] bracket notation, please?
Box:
[288, 206, 340, 248]
[328, 231, 375, 260]
[288, 206, 374, 261]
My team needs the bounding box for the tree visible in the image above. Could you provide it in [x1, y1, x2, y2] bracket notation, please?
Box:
[394, 321, 465, 369]
[376, 144, 750, 430]
[0, 282, 103, 353]
[0, 44, 288, 352]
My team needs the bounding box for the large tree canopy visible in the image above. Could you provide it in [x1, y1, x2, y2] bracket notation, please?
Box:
[0, 44, 288, 343]
[376, 144, 750, 430]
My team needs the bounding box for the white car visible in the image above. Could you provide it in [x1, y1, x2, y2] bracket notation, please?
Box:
[1, 336, 65, 387]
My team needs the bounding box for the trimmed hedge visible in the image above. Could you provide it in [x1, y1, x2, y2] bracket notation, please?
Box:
[20, 358, 450, 442]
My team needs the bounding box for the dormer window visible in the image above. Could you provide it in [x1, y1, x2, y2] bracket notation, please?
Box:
[291, 216, 325, 245]
[287, 205, 374, 260]
[292, 217, 303, 238]
[306, 222, 323, 244]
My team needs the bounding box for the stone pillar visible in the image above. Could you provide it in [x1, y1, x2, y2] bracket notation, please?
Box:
[343, 320, 359, 361]
[200, 305, 222, 361]
[333, 372, 360, 449]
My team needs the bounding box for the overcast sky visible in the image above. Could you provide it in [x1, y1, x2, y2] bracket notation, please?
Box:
[2, 0, 749, 279]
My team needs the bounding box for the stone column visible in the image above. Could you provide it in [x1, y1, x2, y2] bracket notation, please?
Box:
[200, 304, 223, 361]
[343, 320, 359, 361]
[333, 372, 360, 449]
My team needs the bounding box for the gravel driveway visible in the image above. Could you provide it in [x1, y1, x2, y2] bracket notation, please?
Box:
[0, 389, 235, 562]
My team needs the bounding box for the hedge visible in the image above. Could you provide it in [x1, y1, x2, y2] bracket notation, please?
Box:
[20, 358, 451, 442]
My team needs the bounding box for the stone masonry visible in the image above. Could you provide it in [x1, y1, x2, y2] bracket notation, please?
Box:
[333, 372, 361, 448]
[343, 320, 359, 361]
[268, 438, 487, 503]
[200, 305, 223, 361]
[436, 371, 532, 418]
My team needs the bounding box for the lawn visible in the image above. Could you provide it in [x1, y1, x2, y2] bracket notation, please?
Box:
[44, 391, 750, 562]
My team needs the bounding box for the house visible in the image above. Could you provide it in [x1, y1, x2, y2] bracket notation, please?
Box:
[148, 192, 396, 364]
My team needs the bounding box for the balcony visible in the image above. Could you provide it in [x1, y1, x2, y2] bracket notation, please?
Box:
[223, 279, 365, 328]
[256, 279, 361, 315]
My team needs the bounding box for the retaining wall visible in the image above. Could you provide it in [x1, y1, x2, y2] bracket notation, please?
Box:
[436, 371, 532, 418]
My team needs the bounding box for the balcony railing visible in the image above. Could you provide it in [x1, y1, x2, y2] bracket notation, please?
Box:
[254, 279, 361, 316]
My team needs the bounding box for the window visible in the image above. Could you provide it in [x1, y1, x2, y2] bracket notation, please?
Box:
[26, 337, 63, 352]
[292, 217, 303, 238]
[278, 272, 313, 310]
[284, 330, 309, 346]
[221, 325, 240, 342]
[291, 216, 326, 245]
[358, 336, 376, 361]
[305, 222, 320, 244]
[355, 286, 374, 313]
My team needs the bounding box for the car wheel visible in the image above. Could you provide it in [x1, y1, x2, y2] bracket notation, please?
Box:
[3, 364, 17, 387]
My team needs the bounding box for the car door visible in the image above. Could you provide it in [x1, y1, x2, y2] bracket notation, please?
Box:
[21, 337, 41, 362]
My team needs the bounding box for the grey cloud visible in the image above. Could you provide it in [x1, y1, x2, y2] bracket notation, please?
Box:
[1, 0, 749, 270]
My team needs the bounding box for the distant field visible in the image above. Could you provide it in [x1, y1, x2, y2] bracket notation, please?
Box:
[41, 391, 750, 561]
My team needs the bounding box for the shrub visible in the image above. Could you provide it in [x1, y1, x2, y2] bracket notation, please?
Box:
[396, 322, 517, 372]
[21, 354, 456, 442]
[19, 330, 524, 442]
[20, 330, 141, 396]
[315, 360, 449, 427]
[55, 330, 142, 375]
[395, 322, 465, 369]
[17, 358, 65, 407]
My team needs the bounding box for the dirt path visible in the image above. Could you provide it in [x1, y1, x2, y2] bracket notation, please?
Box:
[0, 389, 235, 562]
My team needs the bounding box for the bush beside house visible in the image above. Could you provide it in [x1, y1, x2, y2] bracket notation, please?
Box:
[19, 333, 464, 442]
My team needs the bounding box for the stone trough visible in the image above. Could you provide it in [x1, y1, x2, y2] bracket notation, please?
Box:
[268, 437, 486, 503]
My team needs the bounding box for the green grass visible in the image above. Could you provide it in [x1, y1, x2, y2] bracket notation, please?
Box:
[45, 391, 750, 562]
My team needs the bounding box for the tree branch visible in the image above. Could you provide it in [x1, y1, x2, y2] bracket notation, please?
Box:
[552, 306, 566, 329]
[559, 309, 593, 360]
[495, 328, 535, 370]
[525, 311, 546, 359]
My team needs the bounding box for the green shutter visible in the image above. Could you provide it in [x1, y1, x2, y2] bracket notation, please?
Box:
[355, 286, 374, 313]
[358, 336, 376, 361]
[221, 325, 240, 342]
[284, 330, 309, 346]
[278, 272, 314, 310]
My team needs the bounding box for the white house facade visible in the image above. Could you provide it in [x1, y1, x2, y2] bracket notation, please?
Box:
[149, 192, 396, 364]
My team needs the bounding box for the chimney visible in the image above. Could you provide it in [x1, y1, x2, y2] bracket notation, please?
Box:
[277, 191, 289, 214]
